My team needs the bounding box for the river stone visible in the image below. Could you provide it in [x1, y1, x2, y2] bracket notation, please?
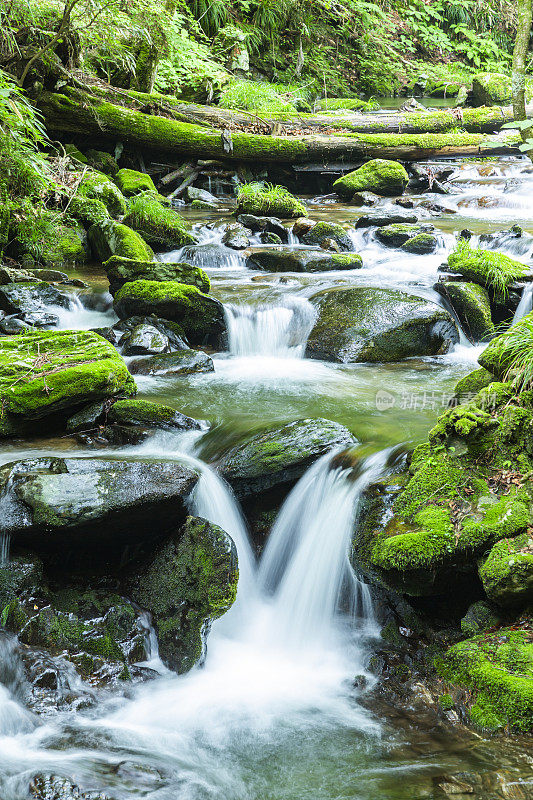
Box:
[301, 221, 355, 251]
[30, 773, 113, 800]
[221, 223, 251, 249]
[104, 256, 210, 295]
[401, 233, 438, 254]
[306, 287, 459, 363]
[245, 248, 362, 272]
[113, 315, 189, 351]
[434, 281, 494, 342]
[478, 532, 533, 608]
[333, 159, 409, 199]
[0, 282, 71, 328]
[187, 186, 219, 204]
[218, 418, 357, 498]
[0, 330, 135, 433]
[127, 349, 214, 376]
[108, 398, 202, 430]
[355, 211, 418, 228]
[0, 457, 198, 559]
[88, 220, 155, 263]
[375, 223, 432, 248]
[113, 280, 226, 346]
[121, 324, 169, 355]
[127, 515, 238, 673]
[236, 214, 289, 242]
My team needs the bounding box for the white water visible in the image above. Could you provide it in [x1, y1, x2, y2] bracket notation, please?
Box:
[513, 283, 533, 325]
[225, 296, 317, 357]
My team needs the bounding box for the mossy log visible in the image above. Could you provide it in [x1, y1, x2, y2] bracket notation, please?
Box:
[38, 90, 519, 164]
[90, 85, 530, 135]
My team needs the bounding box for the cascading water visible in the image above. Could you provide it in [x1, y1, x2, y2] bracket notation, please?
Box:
[225, 297, 317, 358]
[513, 283, 533, 324]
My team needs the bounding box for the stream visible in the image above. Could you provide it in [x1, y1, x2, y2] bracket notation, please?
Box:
[1, 155, 533, 799]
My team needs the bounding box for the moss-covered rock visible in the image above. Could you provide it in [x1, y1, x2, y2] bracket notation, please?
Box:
[40, 222, 89, 267]
[333, 159, 409, 199]
[219, 417, 356, 499]
[375, 223, 430, 248]
[0, 330, 135, 430]
[245, 248, 362, 272]
[453, 367, 495, 403]
[478, 533, 533, 608]
[113, 280, 226, 346]
[445, 242, 530, 292]
[127, 515, 238, 673]
[104, 255, 209, 295]
[306, 286, 458, 363]
[401, 233, 438, 254]
[86, 148, 119, 177]
[78, 169, 127, 217]
[128, 349, 214, 376]
[68, 195, 110, 227]
[434, 281, 494, 342]
[460, 600, 502, 636]
[472, 72, 533, 106]
[123, 192, 197, 249]
[301, 221, 355, 251]
[120, 322, 169, 355]
[236, 183, 306, 218]
[108, 398, 202, 430]
[88, 219, 154, 263]
[115, 168, 156, 196]
[437, 628, 533, 732]
[479, 311, 533, 380]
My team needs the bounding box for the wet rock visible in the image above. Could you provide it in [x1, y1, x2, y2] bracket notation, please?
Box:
[237, 214, 289, 242]
[127, 516, 238, 673]
[376, 223, 433, 248]
[218, 418, 357, 498]
[301, 221, 355, 251]
[355, 211, 418, 228]
[334, 159, 409, 199]
[478, 533, 533, 608]
[113, 280, 226, 347]
[0, 317, 31, 334]
[351, 191, 381, 206]
[88, 220, 154, 263]
[306, 287, 458, 363]
[187, 186, 219, 204]
[291, 217, 316, 238]
[221, 223, 251, 249]
[30, 773, 113, 800]
[113, 315, 189, 352]
[0, 457, 198, 561]
[245, 248, 362, 272]
[409, 164, 454, 192]
[435, 281, 494, 342]
[401, 233, 438, 254]
[121, 323, 169, 355]
[108, 398, 202, 430]
[128, 349, 214, 376]
[0, 282, 71, 328]
[104, 256, 210, 295]
[460, 601, 502, 636]
[65, 400, 109, 433]
[259, 231, 283, 245]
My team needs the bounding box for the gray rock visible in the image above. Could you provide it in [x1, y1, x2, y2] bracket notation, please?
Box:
[121, 324, 169, 355]
[221, 223, 251, 249]
[113, 316, 189, 351]
[355, 211, 418, 228]
[236, 214, 289, 242]
[376, 223, 433, 247]
[128, 349, 214, 376]
[187, 186, 219, 204]
[0, 282, 71, 328]
[245, 248, 362, 272]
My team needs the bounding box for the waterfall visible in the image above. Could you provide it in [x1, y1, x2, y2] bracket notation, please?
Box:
[225, 297, 317, 358]
[259, 448, 390, 649]
[513, 283, 533, 325]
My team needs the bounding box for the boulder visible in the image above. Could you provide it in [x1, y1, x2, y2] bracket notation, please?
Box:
[306, 287, 459, 363]
[471, 72, 529, 106]
[236, 183, 306, 218]
[0, 282, 71, 328]
[0, 330, 135, 433]
[86, 148, 119, 176]
[401, 233, 438, 254]
[113, 315, 188, 351]
[113, 280, 226, 346]
[300, 221, 355, 251]
[187, 186, 219, 204]
[121, 323, 169, 355]
[478, 532, 533, 608]
[69, 195, 110, 227]
[333, 159, 409, 199]
[123, 191, 196, 249]
[104, 256, 210, 295]
[115, 168, 156, 196]
[435, 281, 494, 342]
[453, 367, 495, 404]
[128, 349, 214, 376]
[375, 223, 433, 248]
[444, 243, 530, 290]
[236, 214, 289, 242]
[245, 248, 362, 272]
[78, 169, 127, 217]
[355, 211, 418, 228]
[479, 312, 533, 379]
[108, 398, 202, 430]
[460, 600, 502, 636]
[221, 223, 251, 249]
[218, 417, 356, 498]
[0, 456, 198, 558]
[127, 516, 238, 673]
[88, 220, 154, 263]
[40, 223, 89, 267]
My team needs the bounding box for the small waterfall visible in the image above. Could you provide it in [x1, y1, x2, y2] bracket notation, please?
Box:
[225, 297, 317, 358]
[259, 448, 391, 649]
[0, 534, 10, 566]
[513, 283, 533, 325]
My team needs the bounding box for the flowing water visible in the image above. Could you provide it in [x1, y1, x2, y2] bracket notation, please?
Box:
[1, 156, 533, 798]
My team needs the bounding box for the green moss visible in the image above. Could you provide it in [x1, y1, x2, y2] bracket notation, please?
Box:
[301, 221, 354, 251]
[236, 183, 306, 218]
[219, 80, 297, 114]
[86, 148, 119, 177]
[438, 693, 454, 711]
[401, 233, 437, 254]
[446, 241, 529, 294]
[438, 282, 494, 342]
[330, 253, 363, 269]
[115, 168, 156, 196]
[109, 398, 180, 426]
[123, 192, 196, 249]
[78, 169, 127, 217]
[0, 329, 135, 425]
[479, 533, 533, 608]
[438, 629, 533, 732]
[479, 311, 533, 385]
[318, 97, 380, 112]
[333, 159, 409, 199]
[471, 72, 532, 106]
[104, 255, 209, 295]
[40, 223, 88, 267]
[68, 195, 110, 226]
[88, 219, 154, 263]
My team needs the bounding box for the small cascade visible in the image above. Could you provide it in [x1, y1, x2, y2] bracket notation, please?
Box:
[513, 283, 533, 325]
[0, 533, 10, 566]
[225, 297, 317, 358]
[259, 448, 391, 649]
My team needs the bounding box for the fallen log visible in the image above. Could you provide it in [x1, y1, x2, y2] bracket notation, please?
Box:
[38, 90, 520, 164]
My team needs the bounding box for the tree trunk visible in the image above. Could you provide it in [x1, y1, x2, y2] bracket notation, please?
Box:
[37, 90, 520, 164]
[512, 0, 533, 120]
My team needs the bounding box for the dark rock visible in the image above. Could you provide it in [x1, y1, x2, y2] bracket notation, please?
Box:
[306, 287, 459, 363]
[401, 233, 438, 254]
[221, 223, 251, 249]
[0, 283, 71, 328]
[104, 256, 210, 296]
[376, 223, 433, 248]
[434, 281, 494, 342]
[121, 323, 169, 355]
[355, 211, 418, 228]
[113, 315, 189, 351]
[108, 398, 202, 430]
[259, 231, 283, 245]
[65, 401, 108, 433]
[0, 317, 31, 334]
[237, 214, 289, 242]
[301, 221, 355, 251]
[128, 349, 214, 376]
[245, 248, 362, 272]
[218, 418, 357, 499]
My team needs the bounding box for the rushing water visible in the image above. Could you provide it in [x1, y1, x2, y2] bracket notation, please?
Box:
[1, 156, 533, 798]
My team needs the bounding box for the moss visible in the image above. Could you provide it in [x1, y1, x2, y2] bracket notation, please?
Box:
[113, 279, 225, 344]
[479, 311, 533, 381]
[438, 693, 454, 711]
[437, 629, 533, 732]
[104, 255, 209, 295]
[40, 223, 88, 267]
[0, 329, 135, 426]
[333, 159, 409, 199]
[471, 73, 533, 106]
[86, 148, 119, 177]
[88, 219, 154, 263]
[78, 169, 127, 217]
[68, 195, 110, 227]
[301, 221, 354, 251]
[115, 168, 156, 196]
[330, 253, 363, 269]
[109, 398, 180, 426]
[479, 533, 533, 608]
[64, 143, 88, 164]
[446, 241, 529, 293]
[437, 282, 494, 342]
[236, 183, 306, 218]
[318, 97, 379, 112]
[401, 233, 437, 254]
[461, 601, 501, 636]
[376, 223, 425, 247]
[123, 191, 196, 249]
